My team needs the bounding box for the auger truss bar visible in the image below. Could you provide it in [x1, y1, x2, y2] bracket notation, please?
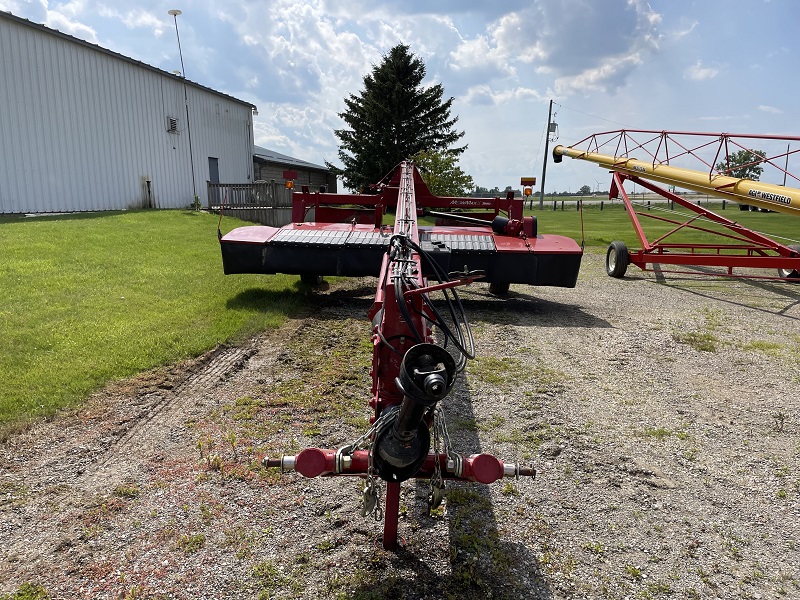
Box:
[553, 130, 800, 280]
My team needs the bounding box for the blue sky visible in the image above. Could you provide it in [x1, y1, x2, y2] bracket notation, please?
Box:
[3, 0, 798, 193]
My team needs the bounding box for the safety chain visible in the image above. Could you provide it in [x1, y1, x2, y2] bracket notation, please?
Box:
[428, 406, 458, 513]
[339, 411, 395, 522]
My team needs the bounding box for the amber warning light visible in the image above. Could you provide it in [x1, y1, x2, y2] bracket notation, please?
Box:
[521, 177, 536, 197]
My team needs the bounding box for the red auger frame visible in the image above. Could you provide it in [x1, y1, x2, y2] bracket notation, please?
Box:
[553, 130, 800, 280]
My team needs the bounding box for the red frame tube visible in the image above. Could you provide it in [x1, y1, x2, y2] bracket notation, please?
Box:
[612, 172, 800, 276]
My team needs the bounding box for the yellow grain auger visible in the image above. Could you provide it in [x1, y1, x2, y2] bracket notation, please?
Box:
[553, 129, 800, 280]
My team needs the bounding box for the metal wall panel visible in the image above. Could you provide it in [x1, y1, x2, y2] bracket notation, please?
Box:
[0, 13, 254, 214]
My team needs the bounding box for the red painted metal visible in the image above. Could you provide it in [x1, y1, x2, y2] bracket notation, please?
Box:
[260, 162, 540, 551]
[265, 450, 534, 481]
[383, 483, 401, 549]
[289, 165, 524, 227]
[558, 129, 800, 279]
[613, 172, 800, 277]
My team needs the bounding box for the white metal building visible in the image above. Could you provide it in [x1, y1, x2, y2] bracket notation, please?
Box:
[0, 11, 256, 214]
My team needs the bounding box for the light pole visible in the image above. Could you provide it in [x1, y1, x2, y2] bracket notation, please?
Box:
[168, 9, 197, 201]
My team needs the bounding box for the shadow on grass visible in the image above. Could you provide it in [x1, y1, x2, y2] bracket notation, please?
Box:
[0, 209, 215, 226]
[225, 287, 315, 316]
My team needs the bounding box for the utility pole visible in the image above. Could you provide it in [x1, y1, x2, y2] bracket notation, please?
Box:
[539, 99, 554, 210]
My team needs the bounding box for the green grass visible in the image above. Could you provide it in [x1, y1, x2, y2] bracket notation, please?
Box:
[0, 583, 50, 600]
[0, 210, 306, 432]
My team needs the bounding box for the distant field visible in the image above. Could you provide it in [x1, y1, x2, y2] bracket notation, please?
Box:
[0, 210, 304, 433]
[527, 200, 800, 252]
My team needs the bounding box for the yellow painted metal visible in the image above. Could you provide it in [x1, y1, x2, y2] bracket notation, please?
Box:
[553, 145, 800, 217]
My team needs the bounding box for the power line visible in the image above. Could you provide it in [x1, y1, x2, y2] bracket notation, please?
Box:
[553, 102, 632, 129]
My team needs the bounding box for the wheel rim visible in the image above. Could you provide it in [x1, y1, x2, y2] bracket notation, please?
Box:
[608, 249, 617, 271]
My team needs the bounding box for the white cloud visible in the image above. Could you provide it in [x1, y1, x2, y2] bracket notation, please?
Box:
[0, 1, 23, 13]
[44, 9, 97, 42]
[554, 53, 643, 95]
[758, 105, 782, 114]
[449, 35, 515, 78]
[684, 60, 719, 81]
[463, 84, 542, 106]
[97, 7, 167, 37]
[672, 19, 698, 39]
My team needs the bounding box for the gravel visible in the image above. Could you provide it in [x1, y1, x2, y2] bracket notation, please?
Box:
[1, 252, 799, 599]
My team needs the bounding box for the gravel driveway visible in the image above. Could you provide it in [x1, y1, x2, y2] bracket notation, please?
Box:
[1, 252, 799, 599]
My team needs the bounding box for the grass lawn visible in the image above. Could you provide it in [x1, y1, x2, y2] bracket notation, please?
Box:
[0, 210, 305, 434]
[528, 200, 800, 253]
[1, 201, 796, 434]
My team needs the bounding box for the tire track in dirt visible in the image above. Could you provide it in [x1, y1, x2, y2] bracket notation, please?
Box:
[78, 343, 258, 493]
[0, 318, 307, 580]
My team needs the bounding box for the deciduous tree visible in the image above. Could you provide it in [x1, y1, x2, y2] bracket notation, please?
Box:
[715, 149, 766, 180]
[413, 150, 474, 197]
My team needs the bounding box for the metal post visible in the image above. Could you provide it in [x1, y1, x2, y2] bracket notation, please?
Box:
[169, 10, 197, 201]
[539, 99, 553, 210]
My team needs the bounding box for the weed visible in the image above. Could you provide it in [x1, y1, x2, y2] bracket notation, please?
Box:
[742, 340, 782, 356]
[454, 417, 479, 432]
[644, 581, 673, 595]
[777, 488, 788, 499]
[501, 482, 520, 496]
[642, 426, 672, 440]
[177, 533, 206, 554]
[625, 565, 643, 580]
[673, 331, 718, 352]
[495, 424, 555, 448]
[773, 411, 787, 432]
[123, 586, 144, 600]
[206, 453, 223, 473]
[80, 524, 103, 541]
[252, 560, 297, 596]
[222, 526, 253, 559]
[582, 541, 605, 558]
[226, 430, 238, 460]
[316, 539, 336, 551]
[776, 465, 790, 478]
[0, 480, 29, 507]
[468, 356, 526, 389]
[113, 484, 140, 499]
[229, 396, 266, 422]
[0, 583, 50, 600]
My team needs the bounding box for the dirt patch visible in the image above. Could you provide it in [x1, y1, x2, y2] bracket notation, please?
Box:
[2, 256, 799, 599]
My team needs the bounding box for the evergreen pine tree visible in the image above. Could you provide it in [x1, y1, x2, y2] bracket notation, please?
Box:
[327, 44, 466, 191]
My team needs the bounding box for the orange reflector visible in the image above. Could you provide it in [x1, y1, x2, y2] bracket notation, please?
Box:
[285, 180, 294, 189]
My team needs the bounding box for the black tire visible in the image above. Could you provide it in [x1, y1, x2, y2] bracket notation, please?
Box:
[488, 282, 510, 295]
[777, 244, 800, 280]
[300, 274, 324, 286]
[738, 203, 749, 211]
[606, 241, 629, 278]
